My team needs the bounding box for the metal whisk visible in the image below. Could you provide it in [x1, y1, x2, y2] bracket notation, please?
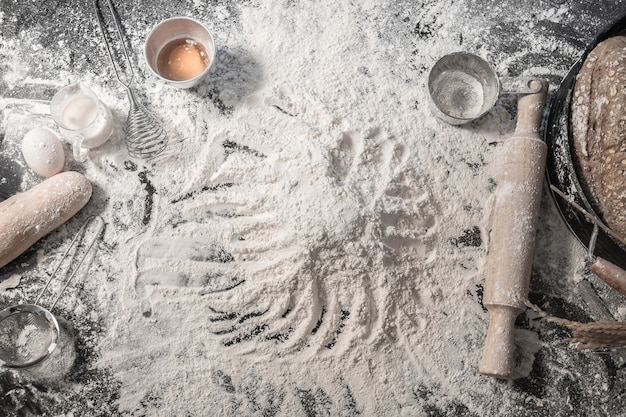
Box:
[94, 0, 168, 159]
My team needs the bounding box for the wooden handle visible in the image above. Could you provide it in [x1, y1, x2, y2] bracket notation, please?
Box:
[0, 171, 92, 269]
[590, 256, 626, 298]
[479, 80, 548, 379]
[514, 79, 548, 138]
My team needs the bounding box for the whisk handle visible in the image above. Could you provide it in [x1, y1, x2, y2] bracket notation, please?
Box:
[93, 0, 135, 86]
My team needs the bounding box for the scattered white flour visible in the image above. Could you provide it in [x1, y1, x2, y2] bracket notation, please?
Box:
[0, 274, 20, 292]
[0, 0, 609, 416]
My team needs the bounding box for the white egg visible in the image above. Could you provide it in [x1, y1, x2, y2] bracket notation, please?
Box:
[21, 127, 65, 178]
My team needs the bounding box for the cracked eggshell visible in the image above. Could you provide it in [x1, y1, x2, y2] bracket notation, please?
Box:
[21, 127, 65, 177]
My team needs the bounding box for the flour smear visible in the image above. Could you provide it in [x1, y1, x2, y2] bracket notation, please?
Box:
[97, 1, 512, 415]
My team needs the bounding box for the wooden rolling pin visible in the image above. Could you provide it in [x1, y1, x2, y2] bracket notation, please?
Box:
[479, 79, 548, 379]
[0, 171, 92, 269]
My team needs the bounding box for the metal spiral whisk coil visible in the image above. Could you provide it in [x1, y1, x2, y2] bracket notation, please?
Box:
[125, 93, 168, 158]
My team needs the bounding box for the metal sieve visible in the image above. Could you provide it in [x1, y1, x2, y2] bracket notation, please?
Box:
[0, 215, 103, 369]
[427, 52, 542, 125]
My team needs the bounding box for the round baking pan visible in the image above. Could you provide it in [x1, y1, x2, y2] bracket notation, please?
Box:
[545, 12, 626, 271]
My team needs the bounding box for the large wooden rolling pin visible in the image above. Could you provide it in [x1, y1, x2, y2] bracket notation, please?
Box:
[479, 80, 548, 379]
[0, 171, 92, 269]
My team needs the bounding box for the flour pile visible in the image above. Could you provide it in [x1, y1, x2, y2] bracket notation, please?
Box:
[1, 0, 613, 416]
[97, 2, 451, 412]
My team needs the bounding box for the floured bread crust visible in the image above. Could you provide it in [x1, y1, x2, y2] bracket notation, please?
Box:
[571, 34, 626, 240]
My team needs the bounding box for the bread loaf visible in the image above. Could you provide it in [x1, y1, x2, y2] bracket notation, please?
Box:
[571, 34, 626, 240]
[0, 171, 92, 269]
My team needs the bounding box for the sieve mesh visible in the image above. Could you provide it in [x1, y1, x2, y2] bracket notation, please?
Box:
[0, 306, 59, 368]
[0, 216, 103, 370]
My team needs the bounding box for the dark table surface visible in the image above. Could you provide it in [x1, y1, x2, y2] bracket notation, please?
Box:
[2, 1, 626, 416]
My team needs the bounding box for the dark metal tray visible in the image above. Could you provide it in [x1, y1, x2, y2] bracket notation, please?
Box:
[545, 12, 626, 270]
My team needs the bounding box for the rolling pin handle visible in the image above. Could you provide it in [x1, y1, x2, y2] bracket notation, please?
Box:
[590, 256, 626, 298]
[479, 306, 519, 379]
